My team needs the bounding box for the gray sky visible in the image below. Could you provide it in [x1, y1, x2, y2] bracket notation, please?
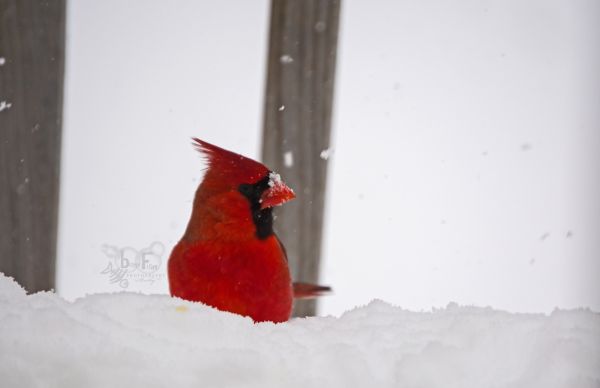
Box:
[58, 0, 600, 315]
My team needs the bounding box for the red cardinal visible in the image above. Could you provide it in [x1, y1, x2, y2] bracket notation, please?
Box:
[168, 138, 329, 323]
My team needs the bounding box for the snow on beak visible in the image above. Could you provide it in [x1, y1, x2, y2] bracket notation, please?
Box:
[260, 172, 296, 209]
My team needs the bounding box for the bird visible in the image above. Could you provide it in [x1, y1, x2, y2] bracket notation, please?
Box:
[168, 138, 330, 323]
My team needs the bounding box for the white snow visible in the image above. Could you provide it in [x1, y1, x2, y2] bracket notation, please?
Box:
[0, 101, 12, 112]
[267, 171, 282, 187]
[0, 274, 598, 388]
[0, 57, 5, 66]
[278, 105, 285, 111]
[284, 151, 294, 167]
[320, 148, 333, 160]
[279, 54, 294, 64]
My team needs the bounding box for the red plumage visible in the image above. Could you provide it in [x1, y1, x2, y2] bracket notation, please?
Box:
[168, 139, 329, 323]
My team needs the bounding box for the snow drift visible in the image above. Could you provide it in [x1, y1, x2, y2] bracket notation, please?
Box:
[0, 273, 598, 388]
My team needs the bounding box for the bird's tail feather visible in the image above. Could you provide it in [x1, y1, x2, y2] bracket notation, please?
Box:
[293, 283, 332, 299]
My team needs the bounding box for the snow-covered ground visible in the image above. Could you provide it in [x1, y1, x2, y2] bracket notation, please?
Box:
[1, 274, 598, 388]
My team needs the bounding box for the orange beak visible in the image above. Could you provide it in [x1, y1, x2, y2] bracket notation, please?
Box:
[260, 173, 296, 209]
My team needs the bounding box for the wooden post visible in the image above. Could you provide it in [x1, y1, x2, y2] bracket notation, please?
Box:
[0, 0, 65, 292]
[262, 0, 341, 317]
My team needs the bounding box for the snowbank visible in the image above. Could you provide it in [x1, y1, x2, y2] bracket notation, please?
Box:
[0, 273, 598, 388]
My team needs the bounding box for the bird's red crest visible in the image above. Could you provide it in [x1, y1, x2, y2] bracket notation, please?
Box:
[192, 138, 269, 185]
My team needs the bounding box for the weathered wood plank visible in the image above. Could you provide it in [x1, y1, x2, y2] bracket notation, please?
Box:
[262, 0, 341, 317]
[0, 0, 65, 292]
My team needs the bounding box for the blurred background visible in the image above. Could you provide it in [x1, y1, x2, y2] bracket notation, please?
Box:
[3, 0, 599, 316]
